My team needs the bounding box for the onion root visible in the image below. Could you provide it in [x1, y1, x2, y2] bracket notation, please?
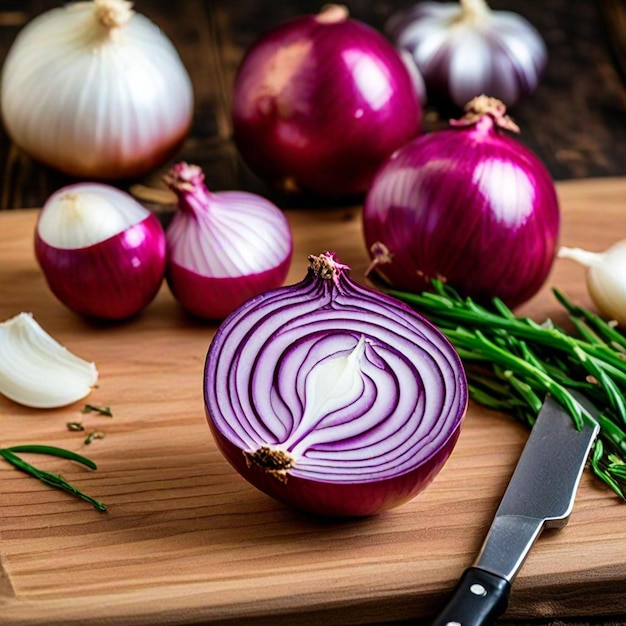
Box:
[244, 446, 295, 483]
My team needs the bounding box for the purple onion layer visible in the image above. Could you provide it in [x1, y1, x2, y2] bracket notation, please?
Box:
[204, 253, 467, 516]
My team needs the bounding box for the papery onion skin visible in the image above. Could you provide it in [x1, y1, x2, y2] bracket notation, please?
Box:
[0, 1, 193, 179]
[386, 0, 547, 108]
[231, 5, 422, 197]
[35, 184, 166, 321]
[363, 96, 560, 309]
[204, 252, 467, 517]
[164, 162, 293, 320]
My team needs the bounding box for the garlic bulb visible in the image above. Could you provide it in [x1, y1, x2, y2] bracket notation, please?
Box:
[386, 0, 547, 108]
[0, 0, 193, 179]
[558, 240, 626, 327]
[0, 313, 98, 408]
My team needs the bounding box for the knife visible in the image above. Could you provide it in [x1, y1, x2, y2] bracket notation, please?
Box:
[431, 395, 600, 626]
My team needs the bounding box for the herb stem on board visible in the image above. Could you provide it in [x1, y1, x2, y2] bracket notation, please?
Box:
[0, 444, 107, 512]
[387, 279, 626, 499]
[82, 403, 113, 417]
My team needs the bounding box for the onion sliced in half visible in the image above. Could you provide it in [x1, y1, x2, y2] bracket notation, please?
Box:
[204, 252, 467, 517]
[0, 313, 98, 408]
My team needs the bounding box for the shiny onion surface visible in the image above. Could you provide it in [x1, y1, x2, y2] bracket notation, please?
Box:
[231, 5, 422, 197]
[363, 96, 560, 309]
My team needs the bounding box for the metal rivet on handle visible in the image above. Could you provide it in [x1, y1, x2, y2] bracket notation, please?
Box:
[470, 583, 487, 596]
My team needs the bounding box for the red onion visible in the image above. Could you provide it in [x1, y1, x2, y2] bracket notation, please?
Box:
[386, 0, 547, 108]
[231, 4, 423, 197]
[363, 96, 560, 309]
[164, 162, 293, 320]
[35, 184, 166, 320]
[204, 252, 467, 517]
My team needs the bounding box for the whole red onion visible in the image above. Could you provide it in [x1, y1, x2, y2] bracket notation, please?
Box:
[363, 96, 560, 309]
[164, 162, 293, 320]
[35, 183, 166, 320]
[231, 4, 423, 197]
[204, 252, 467, 517]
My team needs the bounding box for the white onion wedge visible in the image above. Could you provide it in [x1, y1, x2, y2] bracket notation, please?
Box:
[0, 313, 98, 408]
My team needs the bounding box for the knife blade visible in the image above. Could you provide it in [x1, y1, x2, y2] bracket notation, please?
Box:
[431, 394, 600, 626]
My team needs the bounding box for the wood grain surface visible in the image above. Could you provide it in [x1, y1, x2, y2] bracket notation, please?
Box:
[0, 177, 625, 626]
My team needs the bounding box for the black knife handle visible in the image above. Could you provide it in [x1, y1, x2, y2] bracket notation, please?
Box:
[430, 567, 511, 626]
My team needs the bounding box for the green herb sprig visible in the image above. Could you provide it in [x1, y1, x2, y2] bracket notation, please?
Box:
[388, 279, 626, 499]
[0, 445, 107, 512]
[82, 404, 113, 417]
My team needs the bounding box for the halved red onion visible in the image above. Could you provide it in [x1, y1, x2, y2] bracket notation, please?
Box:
[231, 4, 422, 197]
[204, 252, 467, 517]
[35, 183, 166, 320]
[164, 162, 293, 320]
[363, 96, 560, 309]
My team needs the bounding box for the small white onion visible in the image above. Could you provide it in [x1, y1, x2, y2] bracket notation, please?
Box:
[35, 183, 167, 321]
[558, 241, 626, 327]
[0, 0, 193, 179]
[0, 313, 98, 409]
[386, 0, 547, 108]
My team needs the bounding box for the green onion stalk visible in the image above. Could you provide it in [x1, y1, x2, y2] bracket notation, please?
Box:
[386, 279, 626, 499]
[0, 445, 107, 512]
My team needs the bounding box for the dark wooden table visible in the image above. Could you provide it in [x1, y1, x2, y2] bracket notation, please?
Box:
[0, 2, 625, 625]
[0, 0, 625, 213]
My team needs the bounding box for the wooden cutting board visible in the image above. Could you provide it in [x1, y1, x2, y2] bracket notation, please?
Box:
[1, 178, 625, 626]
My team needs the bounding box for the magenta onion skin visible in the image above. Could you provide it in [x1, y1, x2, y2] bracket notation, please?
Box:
[204, 252, 467, 517]
[167, 260, 292, 321]
[35, 216, 165, 321]
[231, 5, 422, 197]
[34, 186, 166, 321]
[164, 163, 293, 320]
[363, 98, 559, 309]
[209, 416, 461, 517]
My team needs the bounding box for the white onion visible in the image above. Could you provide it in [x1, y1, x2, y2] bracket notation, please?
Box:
[0, 0, 193, 179]
[387, 0, 547, 108]
[0, 313, 98, 409]
[558, 241, 626, 327]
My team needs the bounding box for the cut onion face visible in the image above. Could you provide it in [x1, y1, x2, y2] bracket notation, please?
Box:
[204, 252, 467, 517]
